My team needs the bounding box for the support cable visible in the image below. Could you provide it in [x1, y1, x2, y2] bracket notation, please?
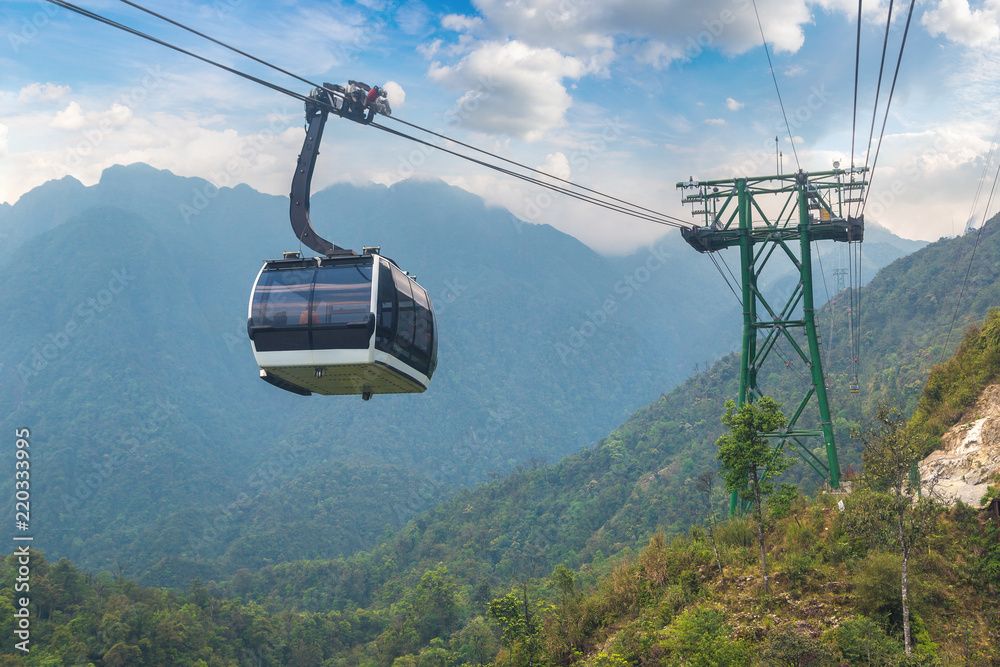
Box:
[709, 253, 743, 306]
[121, 0, 686, 228]
[939, 130, 1000, 363]
[856, 0, 894, 218]
[370, 121, 686, 227]
[45, 0, 687, 229]
[936, 118, 1000, 365]
[382, 115, 681, 224]
[46, 0, 315, 106]
[114, 0, 346, 102]
[850, 0, 863, 172]
[860, 0, 916, 215]
[751, 0, 801, 171]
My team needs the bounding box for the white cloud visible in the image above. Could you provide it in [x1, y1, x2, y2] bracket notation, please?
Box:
[783, 65, 807, 77]
[705, 118, 726, 125]
[383, 81, 406, 109]
[470, 0, 813, 65]
[18, 83, 71, 104]
[632, 40, 685, 70]
[397, 0, 434, 34]
[418, 39, 443, 59]
[726, 97, 744, 111]
[50, 102, 133, 132]
[856, 124, 992, 239]
[539, 152, 570, 179]
[922, 0, 1000, 47]
[442, 13, 485, 32]
[0, 124, 8, 155]
[51, 102, 85, 131]
[429, 40, 590, 140]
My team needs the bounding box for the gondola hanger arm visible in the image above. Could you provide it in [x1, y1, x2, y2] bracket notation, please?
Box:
[289, 81, 391, 256]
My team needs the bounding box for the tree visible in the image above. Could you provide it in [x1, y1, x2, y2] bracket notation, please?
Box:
[715, 397, 789, 593]
[411, 565, 459, 644]
[850, 401, 937, 656]
[694, 470, 724, 581]
[489, 583, 542, 665]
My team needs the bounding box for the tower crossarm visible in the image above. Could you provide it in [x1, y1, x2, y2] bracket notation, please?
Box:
[676, 168, 867, 253]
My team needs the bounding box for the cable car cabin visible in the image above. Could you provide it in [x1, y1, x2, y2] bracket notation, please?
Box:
[849, 382, 860, 394]
[247, 252, 437, 398]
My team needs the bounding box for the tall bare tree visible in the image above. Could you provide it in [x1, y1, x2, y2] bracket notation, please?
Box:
[850, 401, 937, 655]
[695, 470, 725, 581]
[716, 397, 790, 593]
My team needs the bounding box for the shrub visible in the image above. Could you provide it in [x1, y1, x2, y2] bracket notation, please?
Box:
[716, 516, 756, 549]
[783, 552, 816, 589]
[760, 624, 840, 666]
[854, 552, 904, 634]
[657, 606, 751, 667]
[833, 615, 900, 665]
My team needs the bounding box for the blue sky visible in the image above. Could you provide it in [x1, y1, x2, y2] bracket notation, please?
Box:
[2, 0, 1000, 253]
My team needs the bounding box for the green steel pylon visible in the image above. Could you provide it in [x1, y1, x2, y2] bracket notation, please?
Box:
[677, 168, 866, 513]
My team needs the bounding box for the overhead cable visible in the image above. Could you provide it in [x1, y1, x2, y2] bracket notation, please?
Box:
[850, 0, 862, 173]
[860, 0, 917, 215]
[114, 0, 346, 102]
[371, 121, 686, 228]
[45, 0, 684, 229]
[856, 0, 894, 219]
[939, 123, 1000, 363]
[751, 0, 801, 172]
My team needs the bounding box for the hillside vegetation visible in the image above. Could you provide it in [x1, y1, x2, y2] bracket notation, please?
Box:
[2, 479, 997, 665]
[910, 307, 1000, 449]
[4, 225, 1000, 664]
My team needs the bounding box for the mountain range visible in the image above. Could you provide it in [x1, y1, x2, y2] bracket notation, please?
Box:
[0, 163, 925, 579]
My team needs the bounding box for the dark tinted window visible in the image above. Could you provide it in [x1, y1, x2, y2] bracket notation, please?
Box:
[411, 283, 433, 375]
[375, 261, 396, 353]
[311, 263, 373, 350]
[251, 268, 314, 351]
[392, 267, 416, 365]
[312, 264, 372, 326]
[427, 315, 438, 378]
[424, 286, 438, 379]
[252, 268, 314, 326]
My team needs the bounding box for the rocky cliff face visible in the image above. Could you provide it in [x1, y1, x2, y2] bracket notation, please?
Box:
[919, 384, 1000, 506]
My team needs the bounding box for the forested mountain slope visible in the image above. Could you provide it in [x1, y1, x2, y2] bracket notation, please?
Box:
[193, 215, 1000, 641]
[0, 164, 923, 580]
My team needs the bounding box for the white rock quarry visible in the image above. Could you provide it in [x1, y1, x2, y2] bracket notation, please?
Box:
[919, 384, 1000, 507]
